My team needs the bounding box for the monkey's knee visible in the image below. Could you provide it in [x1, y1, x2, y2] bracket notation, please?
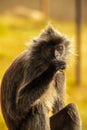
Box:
[50, 103, 82, 130]
[65, 103, 81, 125]
[63, 103, 82, 130]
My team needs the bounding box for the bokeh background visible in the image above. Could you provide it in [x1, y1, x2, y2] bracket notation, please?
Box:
[0, 0, 87, 130]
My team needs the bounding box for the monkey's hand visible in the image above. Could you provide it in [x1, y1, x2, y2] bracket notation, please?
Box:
[51, 60, 66, 71]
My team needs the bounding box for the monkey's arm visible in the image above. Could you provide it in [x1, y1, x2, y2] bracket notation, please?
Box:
[53, 72, 66, 114]
[16, 61, 66, 116]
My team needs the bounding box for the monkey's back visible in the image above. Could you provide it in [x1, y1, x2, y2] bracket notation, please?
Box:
[0, 51, 30, 125]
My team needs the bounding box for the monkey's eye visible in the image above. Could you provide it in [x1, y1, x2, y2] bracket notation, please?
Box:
[57, 45, 63, 51]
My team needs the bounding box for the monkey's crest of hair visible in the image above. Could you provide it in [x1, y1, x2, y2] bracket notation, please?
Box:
[33, 25, 64, 43]
[27, 25, 63, 47]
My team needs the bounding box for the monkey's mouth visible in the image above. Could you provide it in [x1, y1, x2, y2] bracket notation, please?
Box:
[55, 54, 61, 60]
[55, 49, 64, 60]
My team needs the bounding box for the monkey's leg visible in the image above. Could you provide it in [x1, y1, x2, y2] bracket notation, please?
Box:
[50, 103, 81, 130]
[21, 101, 50, 130]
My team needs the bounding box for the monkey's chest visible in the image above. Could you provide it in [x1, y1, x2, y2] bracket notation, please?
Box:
[41, 81, 58, 112]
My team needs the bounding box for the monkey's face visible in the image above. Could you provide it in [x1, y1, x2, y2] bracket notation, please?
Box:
[54, 38, 70, 61]
[37, 38, 70, 64]
[36, 25, 71, 63]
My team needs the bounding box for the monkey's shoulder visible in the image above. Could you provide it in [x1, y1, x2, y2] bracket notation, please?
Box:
[1, 50, 30, 85]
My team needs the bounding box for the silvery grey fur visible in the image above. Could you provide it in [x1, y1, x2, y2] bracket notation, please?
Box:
[1, 25, 81, 130]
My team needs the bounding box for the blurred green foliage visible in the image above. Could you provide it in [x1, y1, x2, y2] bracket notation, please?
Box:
[0, 15, 87, 130]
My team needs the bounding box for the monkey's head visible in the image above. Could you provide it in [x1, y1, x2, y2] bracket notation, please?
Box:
[30, 25, 71, 65]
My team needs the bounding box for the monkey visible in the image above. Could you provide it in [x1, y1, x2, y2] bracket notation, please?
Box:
[0, 25, 81, 130]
